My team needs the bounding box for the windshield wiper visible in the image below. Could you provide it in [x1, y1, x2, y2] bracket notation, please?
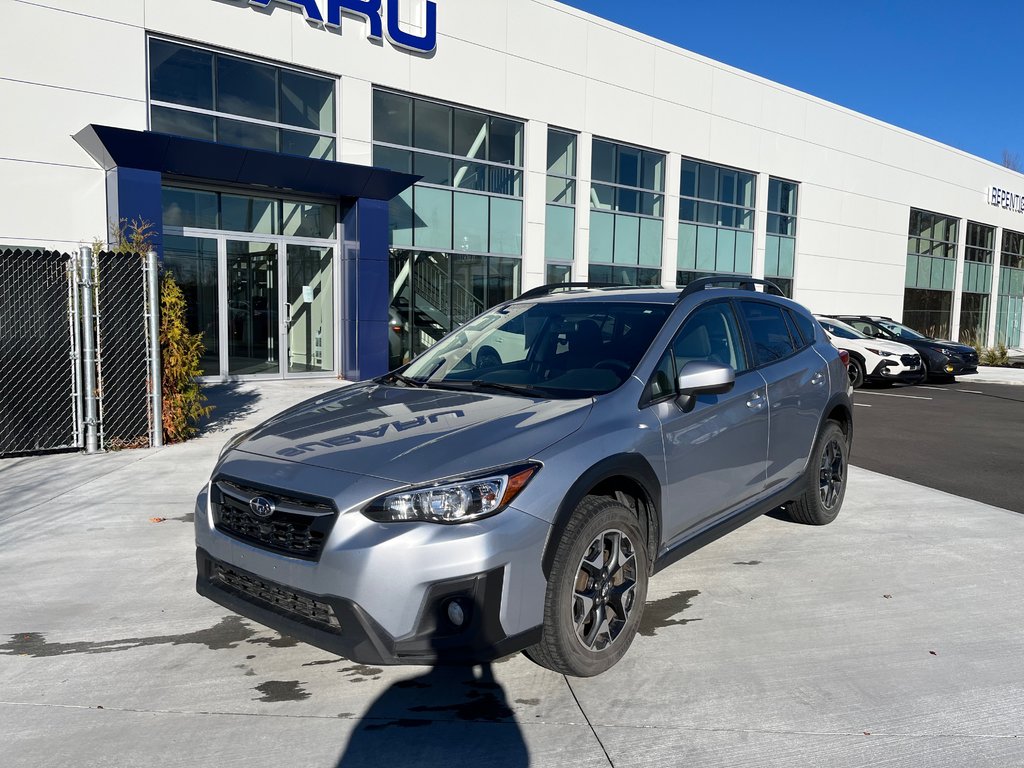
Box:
[387, 372, 426, 388]
[470, 380, 550, 398]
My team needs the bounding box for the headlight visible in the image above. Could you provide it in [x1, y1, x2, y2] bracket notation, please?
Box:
[219, 427, 255, 460]
[863, 347, 893, 357]
[937, 347, 958, 357]
[364, 462, 541, 524]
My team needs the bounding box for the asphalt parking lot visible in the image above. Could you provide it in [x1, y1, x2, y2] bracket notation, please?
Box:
[852, 378, 1024, 513]
[3, 376, 1024, 767]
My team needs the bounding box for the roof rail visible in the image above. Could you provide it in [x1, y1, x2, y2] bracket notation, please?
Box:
[676, 276, 785, 303]
[517, 281, 630, 300]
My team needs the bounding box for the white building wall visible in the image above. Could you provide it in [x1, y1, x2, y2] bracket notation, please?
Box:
[3, 0, 1024, 333]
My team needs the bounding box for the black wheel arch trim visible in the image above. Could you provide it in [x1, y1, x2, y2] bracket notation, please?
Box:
[542, 453, 662, 579]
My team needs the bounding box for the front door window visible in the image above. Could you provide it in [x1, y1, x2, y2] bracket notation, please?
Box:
[286, 245, 334, 374]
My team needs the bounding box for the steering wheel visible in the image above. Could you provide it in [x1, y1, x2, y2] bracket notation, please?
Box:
[476, 345, 502, 369]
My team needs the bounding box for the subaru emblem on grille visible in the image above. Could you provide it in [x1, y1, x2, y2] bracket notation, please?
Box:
[249, 496, 276, 519]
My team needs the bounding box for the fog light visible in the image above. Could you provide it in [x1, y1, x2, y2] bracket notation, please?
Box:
[446, 599, 466, 627]
[945, 364, 955, 373]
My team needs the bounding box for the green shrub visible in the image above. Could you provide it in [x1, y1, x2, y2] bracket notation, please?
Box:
[979, 344, 1010, 366]
[160, 272, 212, 442]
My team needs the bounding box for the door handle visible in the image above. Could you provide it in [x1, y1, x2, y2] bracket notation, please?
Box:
[746, 391, 765, 410]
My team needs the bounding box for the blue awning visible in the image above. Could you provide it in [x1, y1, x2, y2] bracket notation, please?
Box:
[73, 124, 418, 201]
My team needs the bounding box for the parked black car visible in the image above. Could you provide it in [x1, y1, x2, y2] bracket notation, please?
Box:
[829, 316, 978, 382]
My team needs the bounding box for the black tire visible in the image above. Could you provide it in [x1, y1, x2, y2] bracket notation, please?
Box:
[526, 497, 649, 677]
[847, 357, 865, 389]
[788, 421, 848, 526]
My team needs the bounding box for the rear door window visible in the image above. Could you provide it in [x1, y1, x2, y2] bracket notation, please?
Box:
[738, 301, 798, 366]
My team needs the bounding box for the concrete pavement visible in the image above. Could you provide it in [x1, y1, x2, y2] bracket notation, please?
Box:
[2, 379, 1023, 767]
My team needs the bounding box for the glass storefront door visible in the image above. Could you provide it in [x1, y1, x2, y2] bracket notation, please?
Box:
[285, 245, 334, 374]
[227, 240, 279, 375]
[164, 234, 338, 379]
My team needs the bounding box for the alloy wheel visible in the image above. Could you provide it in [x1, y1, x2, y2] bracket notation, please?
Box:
[818, 438, 845, 510]
[571, 529, 638, 651]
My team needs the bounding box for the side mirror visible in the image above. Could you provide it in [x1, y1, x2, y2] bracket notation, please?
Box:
[676, 361, 735, 411]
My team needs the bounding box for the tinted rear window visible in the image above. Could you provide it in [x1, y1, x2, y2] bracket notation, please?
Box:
[739, 301, 797, 365]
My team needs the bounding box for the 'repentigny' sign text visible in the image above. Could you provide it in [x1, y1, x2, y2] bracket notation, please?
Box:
[243, 0, 437, 54]
[989, 185, 1024, 215]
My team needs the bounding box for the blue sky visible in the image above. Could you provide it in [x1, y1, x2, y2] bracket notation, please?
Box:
[557, 0, 1023, 168]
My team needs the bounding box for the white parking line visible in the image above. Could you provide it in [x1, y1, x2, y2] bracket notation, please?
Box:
[957, 389, 984, 394]
[857, 391, 933, 400]
[854, 403, 872, 408]
[917, 386, 947, 391]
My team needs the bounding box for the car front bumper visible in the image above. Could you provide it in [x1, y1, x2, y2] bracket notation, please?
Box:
[193, 482, 550, 665]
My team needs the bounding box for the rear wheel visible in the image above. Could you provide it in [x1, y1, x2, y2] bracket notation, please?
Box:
[789, 421, 848, 526]
[526, 497, 649, 677]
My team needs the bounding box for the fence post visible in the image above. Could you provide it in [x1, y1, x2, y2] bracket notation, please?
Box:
[80, 246, 99, 454]
[147, 250, 164, 448]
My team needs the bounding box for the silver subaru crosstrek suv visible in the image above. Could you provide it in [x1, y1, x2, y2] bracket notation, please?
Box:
[195, 279, 853, 677]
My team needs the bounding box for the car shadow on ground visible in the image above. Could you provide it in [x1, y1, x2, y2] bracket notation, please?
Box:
[334, 660, 528, 768]
[198, 383, 261, 435]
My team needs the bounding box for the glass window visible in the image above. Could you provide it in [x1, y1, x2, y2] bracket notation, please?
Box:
[489, 197, 523, 256]
[162, 186, 218, 230]
[217, 55, 277, 122]
[282, 200, 336, 239]
[151, 106, 215, 141]
[414, 152, 452, 186]
[281, 131, 334, 160]
[150, 40, 213, 110]
[453, 160, 488, 191]
[592, 140, 616, 183]
[488, 117, 522, 166]
[739, 301, 797, 365]
[216, 117, 278, 152]
[546, 263, 572, 283]
[548, 130, 576, 177]
[413, 187, 453, 250]
[149, 39, 336, 159]
[163, 235, 220, 375]
[547, 177, 575, 206]
[373, 89, 412, 146]
[221, 194, 278, 235]
[374, 145, 412, 174]
[414, 99, 450, 153]
[453, 192, 489, 253]
[280, 69, 334, 132]
[672, 302, 747, 372]
[545, 205, 575, 262]
[453, 109, 487, 159]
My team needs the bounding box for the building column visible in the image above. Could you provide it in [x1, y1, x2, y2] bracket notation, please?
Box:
[341, 197, 390, 381]
[987, 227, 1003, 348]
[575, 133, 593, 281]
[522, 119, 548, 292]
[104, 167, 163, 257]
[752, 171, 770, 279]
[661, 154, 681, 287]
[949, 218, 968, 343]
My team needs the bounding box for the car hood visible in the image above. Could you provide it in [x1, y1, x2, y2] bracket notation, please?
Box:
[857, 338, 919, 356]
[227, 382, 593, 484]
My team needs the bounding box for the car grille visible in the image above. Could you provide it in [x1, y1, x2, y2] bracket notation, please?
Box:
[213, 562, 340, 631]
[211, 478, 337, 560]
[901, 354, 920, 367]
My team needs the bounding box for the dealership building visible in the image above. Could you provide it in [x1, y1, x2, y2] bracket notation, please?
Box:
[4, 0, 1024, 381]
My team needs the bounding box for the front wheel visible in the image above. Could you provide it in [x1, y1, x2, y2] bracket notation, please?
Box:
[847, 357, 865, 389]
[789, 421, 848, 525]
[526, 497, 649, 677]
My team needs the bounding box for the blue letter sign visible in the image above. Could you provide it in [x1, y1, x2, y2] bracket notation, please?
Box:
[243, 0, 436, 54]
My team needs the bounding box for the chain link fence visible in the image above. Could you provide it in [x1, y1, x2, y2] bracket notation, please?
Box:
[0, 248, 160, 457]
[94, 252, 153, 450]
[0, 249, 81, 455]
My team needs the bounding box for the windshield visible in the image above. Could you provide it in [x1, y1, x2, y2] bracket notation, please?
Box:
[817, 318, 866, 340]
[876, 319, 927, 340]
[397, 301, 671, 398]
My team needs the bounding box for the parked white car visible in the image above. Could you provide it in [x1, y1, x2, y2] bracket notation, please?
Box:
[816, 316, 922, 388]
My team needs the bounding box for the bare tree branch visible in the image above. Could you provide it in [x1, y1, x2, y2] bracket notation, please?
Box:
[1002, 149, 1022, 172]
